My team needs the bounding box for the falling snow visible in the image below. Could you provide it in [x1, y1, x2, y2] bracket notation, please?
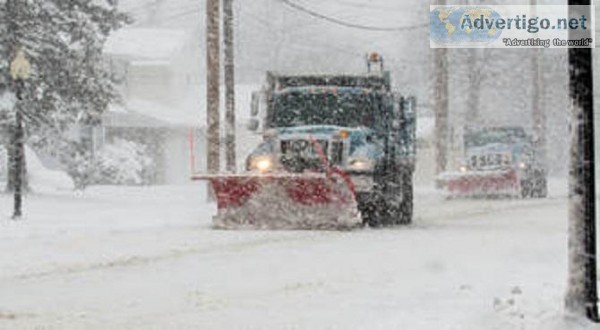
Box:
[0, 0, 598, 329]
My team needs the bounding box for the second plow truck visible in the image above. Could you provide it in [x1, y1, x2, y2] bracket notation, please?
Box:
[196, 54, 416, 229]
[436, 126, 548, 198]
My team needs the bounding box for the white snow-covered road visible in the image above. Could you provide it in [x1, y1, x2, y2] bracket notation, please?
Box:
[0, 181, 596, 329]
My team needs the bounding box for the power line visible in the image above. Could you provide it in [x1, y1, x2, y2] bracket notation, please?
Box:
[241, 11, 364, 58]
[122, 1, 201, 25]
[306, 0, 423, 13]
[277, 0, 427, 32]
[160, 7, 199, 22]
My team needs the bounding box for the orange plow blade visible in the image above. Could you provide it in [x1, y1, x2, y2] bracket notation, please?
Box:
[438, 169, 520, 197]
[193, 173, 361, 230]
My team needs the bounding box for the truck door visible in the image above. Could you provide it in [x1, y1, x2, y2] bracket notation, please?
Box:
[392, 94, 416, 164]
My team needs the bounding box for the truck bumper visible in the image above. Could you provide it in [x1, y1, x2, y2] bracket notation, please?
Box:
[437, 169, 520, 197]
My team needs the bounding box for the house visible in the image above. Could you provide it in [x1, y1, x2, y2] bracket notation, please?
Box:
[103, 27, 260, 185]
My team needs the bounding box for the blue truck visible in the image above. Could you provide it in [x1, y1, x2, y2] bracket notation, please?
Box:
[437, 126, 548, 198]
[199, 54, 417, 229]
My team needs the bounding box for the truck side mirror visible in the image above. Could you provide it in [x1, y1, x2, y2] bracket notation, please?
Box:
[392, 94, 403, 130]
[394, 95, 417, 159]
[251, 92, 260, 117]
[247, 118, 260, 132]
[407, 96, 416, 115]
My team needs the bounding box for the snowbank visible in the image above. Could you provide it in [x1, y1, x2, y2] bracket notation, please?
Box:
[26, 147, 73, 192]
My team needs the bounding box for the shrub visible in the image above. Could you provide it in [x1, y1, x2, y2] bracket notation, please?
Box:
[95, 139, 155, 186]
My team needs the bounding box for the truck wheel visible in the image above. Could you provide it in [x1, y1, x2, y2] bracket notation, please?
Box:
[382, 203, 399, 227]
[364, 165, 414, 227]
[520, 179, 532, 199]
[398, 199, 413, 225]
[362, 203, 379, 227]
[357, 193, 382, 227]
[359, 194, 400, 228]
[533, 172, 548, 198]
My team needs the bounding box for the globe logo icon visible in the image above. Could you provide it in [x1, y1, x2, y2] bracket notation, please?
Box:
[430, 7, 504, 46]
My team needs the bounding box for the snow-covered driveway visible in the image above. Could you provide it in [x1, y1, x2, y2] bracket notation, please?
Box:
[0, 181, 594, 329]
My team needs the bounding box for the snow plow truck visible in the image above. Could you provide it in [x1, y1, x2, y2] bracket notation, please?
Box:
[437, 126, 548, 198]
[195, 54, 417, 229]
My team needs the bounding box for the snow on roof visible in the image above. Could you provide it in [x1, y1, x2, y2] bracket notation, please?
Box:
[107, 98, 199, 128]
[104, 28, 189, 61]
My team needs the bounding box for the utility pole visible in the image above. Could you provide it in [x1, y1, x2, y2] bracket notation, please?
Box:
[565, 1, 599, 322]
[433, 47, 449, 175]
[532, 47, 545, 150]
[466, 48, 480, 126]
[206, 0, 220, 174]
[433, 0, 449, 176]
[465, 0, 480, 128]
[531, 0, 546, 155]
[223, 0, 236, 173]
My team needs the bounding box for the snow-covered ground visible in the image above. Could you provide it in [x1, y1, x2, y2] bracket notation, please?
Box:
[0, 179, 597, 329]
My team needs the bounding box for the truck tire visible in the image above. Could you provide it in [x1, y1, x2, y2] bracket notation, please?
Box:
[362, 164, 414, 227]
[520, 179, 533, 199]
[382, 202, 400, 227]
[533, 171, 548, 198]
[357, 193, 385, 227]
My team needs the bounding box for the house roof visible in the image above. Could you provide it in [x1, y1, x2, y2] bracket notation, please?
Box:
[104, 28, 189, 62]
[107, 98, 199, 128]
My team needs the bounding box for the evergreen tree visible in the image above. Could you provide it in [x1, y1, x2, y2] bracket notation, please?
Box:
[0, 0, 129, 192]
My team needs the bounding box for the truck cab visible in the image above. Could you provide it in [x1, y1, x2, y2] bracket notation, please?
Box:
[245, 56, 417, 226]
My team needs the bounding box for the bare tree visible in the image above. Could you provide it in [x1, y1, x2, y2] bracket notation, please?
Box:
[464, 0, 480, 128]
[531, 0, 546, 154]
[466, 48, 481, 127]
[433, 0, 449, 176]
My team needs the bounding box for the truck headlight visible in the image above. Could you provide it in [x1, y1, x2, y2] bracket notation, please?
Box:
[349, 158, 374, 172]
[249, 156, 274, 173]
[459, 165, 468, 173]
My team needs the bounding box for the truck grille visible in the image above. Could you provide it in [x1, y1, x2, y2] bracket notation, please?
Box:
[279, 139, 344, 173]
[281, 139, 329, 157]
[469, 153, 511, 170]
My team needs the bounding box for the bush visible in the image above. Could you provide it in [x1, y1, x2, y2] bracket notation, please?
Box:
[95, 139, 155, 186]
[63, 142, 95, 190]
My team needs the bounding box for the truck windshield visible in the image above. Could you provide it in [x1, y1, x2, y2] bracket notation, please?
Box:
[465, 128, 528, 148]
[272, 90, 384, 129]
